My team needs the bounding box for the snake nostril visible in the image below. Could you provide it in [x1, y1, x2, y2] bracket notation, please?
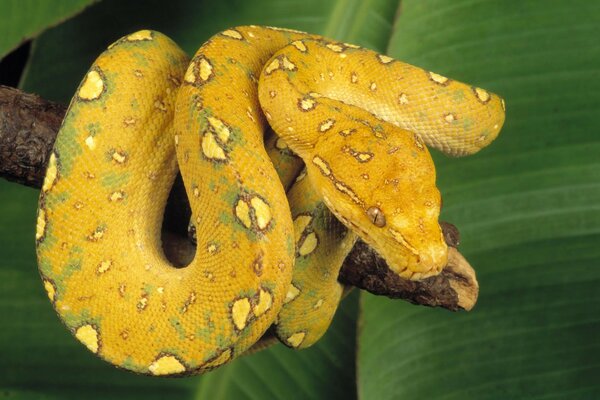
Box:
[366, 206, 386, 227]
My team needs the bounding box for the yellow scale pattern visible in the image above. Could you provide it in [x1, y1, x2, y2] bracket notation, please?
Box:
[36, 26, 505, 375]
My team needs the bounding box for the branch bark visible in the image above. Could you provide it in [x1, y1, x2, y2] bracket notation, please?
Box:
[0, 85, 478, 311]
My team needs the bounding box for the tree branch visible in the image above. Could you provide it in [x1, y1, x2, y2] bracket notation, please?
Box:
[0, 85, 478, 311]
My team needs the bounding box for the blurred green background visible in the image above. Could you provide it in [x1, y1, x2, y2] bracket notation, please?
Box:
[1, 0, 599, 398]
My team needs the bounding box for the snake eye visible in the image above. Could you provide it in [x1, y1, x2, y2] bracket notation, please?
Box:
[366, 206, 386, 227]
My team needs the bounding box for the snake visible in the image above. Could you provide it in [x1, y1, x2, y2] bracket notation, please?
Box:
[35, 26, 505, 376]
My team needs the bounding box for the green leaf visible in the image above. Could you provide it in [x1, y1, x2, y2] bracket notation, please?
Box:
[359, 0, 600, 399]
[0, 0, 97, 59]
[7, 0, 399, 398]
[21, 0, 398, 103]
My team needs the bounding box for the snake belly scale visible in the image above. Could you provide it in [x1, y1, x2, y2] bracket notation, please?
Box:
[36, 26, 505, 375]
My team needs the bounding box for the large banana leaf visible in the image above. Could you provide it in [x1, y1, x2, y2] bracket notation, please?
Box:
[359, 1, 600, 399]
[1, 0, 598, 398]
[0, 0, 97, 59]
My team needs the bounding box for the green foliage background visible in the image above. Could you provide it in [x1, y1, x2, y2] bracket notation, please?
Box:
[1, 0, 599, 398]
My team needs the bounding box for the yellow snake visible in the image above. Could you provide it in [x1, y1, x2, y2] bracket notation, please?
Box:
[35, 26, 505, 376]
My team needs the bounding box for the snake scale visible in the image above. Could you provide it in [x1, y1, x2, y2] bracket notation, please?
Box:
[35, 26, 505, 376]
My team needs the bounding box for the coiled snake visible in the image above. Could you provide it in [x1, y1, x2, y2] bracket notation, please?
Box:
[35, 26, 505, 376]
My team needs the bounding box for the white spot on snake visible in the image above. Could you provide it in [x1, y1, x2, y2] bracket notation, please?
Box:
[319, 119, 335, 132]
[326, 43, 343, 52]
[149, 355, 186, 375]
[250, 196, 272, 230]
[137, 295, 148, 311]
[123, 117, 136, 126]
[75, 325, 99, 353]
[473, 87, 491, 103]
[78, 70, 104, 100]
[85, 136, 96, 150]
[299, 97, 316, 111]
[42, 153, 58, 192]
[312, 156, 331, 176]
[43, 279, 55, 302]
[202, 132, 227, 160]
[284, 284, 301, 304]
[184, 62, 196, 83]
[370, 82, 377, 91]
[378, 54, 393, 64]
[207, 243, 218, 255]
[281, 56, 296, 71]
[293, 215, 312, 242]
[291, 40, 307, 52]
[298, 232, 318, 256]
[87, 226, 106, 242]
[254, 289, 273, 317]
[207, 117, 231, 143]
[234, 200, 251, 228]
[231, 298, 251, 330]
[109, 190, 125, 202]
[198, 58, 213, 82]
[265, 58, 281, 74]
[222, 29, 243, 40]
[286, 332, 306, 348]
[111, 150, 127, 164]
[351, 72, 358, 83]
[126, 30, 153, 41]
[36, 209, 46, 240]
[97, 260, 112, 274]
[398, 93, 409, 105]
[444, 113, 457, 123]
[313, 299, 324, 309]
[428, 71, 450, 85]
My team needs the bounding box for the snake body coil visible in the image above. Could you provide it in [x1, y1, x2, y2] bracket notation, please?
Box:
[36, 26, 505, 375]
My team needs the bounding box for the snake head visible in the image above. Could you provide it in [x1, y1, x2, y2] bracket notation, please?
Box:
[305, 123, 448, 280]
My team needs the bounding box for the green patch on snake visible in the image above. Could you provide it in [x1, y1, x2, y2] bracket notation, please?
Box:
[100, 171, 131, 188]
[38, 259, 53, 277]
[60, 258, 83, 281]
[44, 191, 71, 208]
[452, 89, 466, 103]
[286, 234, 294, 256]
[462, 117, 474, 131]
[131, 51, 151, 67]
[169, 317, 187, 340]
[195, 314, 216, 341]
[85, 122, 102, 137]
[143, 283, 155, 294]
[69, 245, 84, 257]
[130, 97, 139, 110]
[53, 125, 82, 178]
[165, 51, 186, 68]
[62, 309, 100, 330]
[121, 357, 140, 372]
